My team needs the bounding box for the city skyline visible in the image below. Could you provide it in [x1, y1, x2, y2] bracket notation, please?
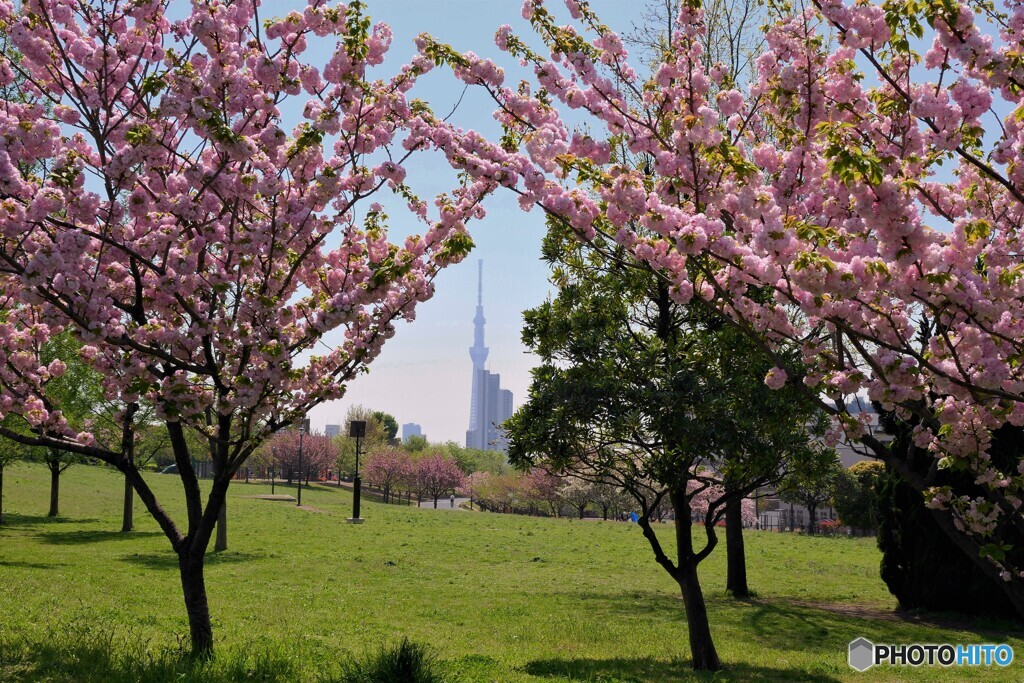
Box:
[299, 1, 637, 443]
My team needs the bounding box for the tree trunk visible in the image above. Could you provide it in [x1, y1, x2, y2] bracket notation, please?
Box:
[215, 501, 227, 552]
[179, 553, 214, 658]
[121, 474, 134, 532]
[48, 463, 60, 517]
[725, 498, 749, 598]
[0, 464, 4, 525]
[433, 497, 438, 508]
[578, 505, 585, 519]
[807, 503, 817, 535]
[677, 561, 721, 671]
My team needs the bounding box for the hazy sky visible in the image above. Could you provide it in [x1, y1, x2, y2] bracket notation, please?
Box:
[299, 1, 638, 442]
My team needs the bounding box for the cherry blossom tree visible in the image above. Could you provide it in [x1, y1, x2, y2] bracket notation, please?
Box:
[363, 446, 412, 503]
[416, 451, 465, 508]
[521, 466, 563, 516]
[558, 478, 592, 518]
[422, 0, 1024, 622]
[0, 0, 492, 656]
[264, 429, 336, 484]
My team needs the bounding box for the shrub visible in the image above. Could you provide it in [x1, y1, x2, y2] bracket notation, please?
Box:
[332, 638, 441, 683]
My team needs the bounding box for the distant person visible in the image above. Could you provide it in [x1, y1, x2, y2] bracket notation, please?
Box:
[450, 494, 456, 508]
[629, 511, 639, 523]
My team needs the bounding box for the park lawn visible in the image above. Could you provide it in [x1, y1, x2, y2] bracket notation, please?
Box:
[0, 461, 1021, 682]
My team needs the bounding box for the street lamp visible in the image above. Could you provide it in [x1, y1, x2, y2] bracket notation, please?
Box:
[347, 420, 366, 523]
[296, 418, 309, 507]
[270, 448, 276, 495]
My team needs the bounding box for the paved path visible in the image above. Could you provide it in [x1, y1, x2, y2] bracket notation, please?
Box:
[419, 497, 470, 510]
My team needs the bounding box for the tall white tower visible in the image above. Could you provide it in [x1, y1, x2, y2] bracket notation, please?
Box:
[467, 260, 488, 442]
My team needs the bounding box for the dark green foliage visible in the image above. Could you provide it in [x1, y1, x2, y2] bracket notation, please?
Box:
[875, 411, 1024, 619]
[333, 638, 441, 683]
[834, 461, 885, 530]
[876, 466, 1019, 619]
[778, 451, 843, 535]
[371, 412, 399, 443]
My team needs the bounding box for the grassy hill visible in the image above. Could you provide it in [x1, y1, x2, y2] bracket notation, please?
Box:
[0, 461, 1019, 682]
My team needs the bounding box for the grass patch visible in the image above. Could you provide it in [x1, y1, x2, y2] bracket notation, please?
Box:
[333, 637, 441, 683]
[1, 462, 1021, 681]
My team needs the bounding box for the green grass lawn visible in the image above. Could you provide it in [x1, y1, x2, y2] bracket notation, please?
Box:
[1, 462, 1021, 682]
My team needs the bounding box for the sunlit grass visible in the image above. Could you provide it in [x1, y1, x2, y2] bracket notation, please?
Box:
[1, 462, 1020, 681]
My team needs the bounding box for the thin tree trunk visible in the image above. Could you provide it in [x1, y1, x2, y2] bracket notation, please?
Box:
[725, 497, 749, 598]
[433, 497, 438, 508]
[807, 504, 817, 535]
[0, 464, 4, 525]
[215, 501, 227, 552]
[48, 462, 59, 517]
[677, 561, 721, 671]
[667, 486, 722, 671]
[179, 553, 214, 657]
[121, 474, 134, 532]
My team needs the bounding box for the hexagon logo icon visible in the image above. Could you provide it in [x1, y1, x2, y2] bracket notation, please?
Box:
[848, 637, 875, 672]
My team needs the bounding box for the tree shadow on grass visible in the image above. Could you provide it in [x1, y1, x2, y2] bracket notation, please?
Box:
[36, 529, 163, 545]
[743, 598, 1024, 647]
[0, 513, 101, 529]
[119, 550, 260, 570]
[552, 587, 1023, 645]
[0, 559, 65, 570]
[522, 656, 841, 682]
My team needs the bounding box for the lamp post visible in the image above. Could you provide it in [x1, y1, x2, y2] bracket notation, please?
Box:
[347, 420, 366, 523]
[296, 418, 309, 507]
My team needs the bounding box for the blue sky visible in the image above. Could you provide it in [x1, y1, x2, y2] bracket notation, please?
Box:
[304, 1, 637, 442]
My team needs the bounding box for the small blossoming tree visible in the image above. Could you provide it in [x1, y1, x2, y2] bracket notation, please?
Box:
[416, 450, 465, 508]
[363, 446, 413, 503]
[0, 0, 491, 656]
[262, 429, 337, 483]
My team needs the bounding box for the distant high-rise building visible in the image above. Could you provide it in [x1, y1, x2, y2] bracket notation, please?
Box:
[402, 423, 423, 444]
[325, 424, 341, 438]
[466, 261, 513, 452]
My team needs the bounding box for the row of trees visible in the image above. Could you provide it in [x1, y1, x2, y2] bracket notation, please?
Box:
[363, 447, 466, 507]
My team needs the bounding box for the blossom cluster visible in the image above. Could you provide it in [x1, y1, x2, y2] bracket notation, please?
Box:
[0, 1, 492, 485]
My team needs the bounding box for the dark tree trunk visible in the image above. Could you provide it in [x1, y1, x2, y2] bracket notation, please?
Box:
[0, 463, 4, 525]
[48, 462, 60, 517]
[725, 498, 749, 598]
[578, 505, 585, 519]
[677, 561, 721, 671]
[807, 503, 817, 535]
[215, 501, 227, 552]
[664, 487, 722, 672]
[433, 497, 438, 508]
[121, 474, 134, 532]
[179, 553, 214, 657]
